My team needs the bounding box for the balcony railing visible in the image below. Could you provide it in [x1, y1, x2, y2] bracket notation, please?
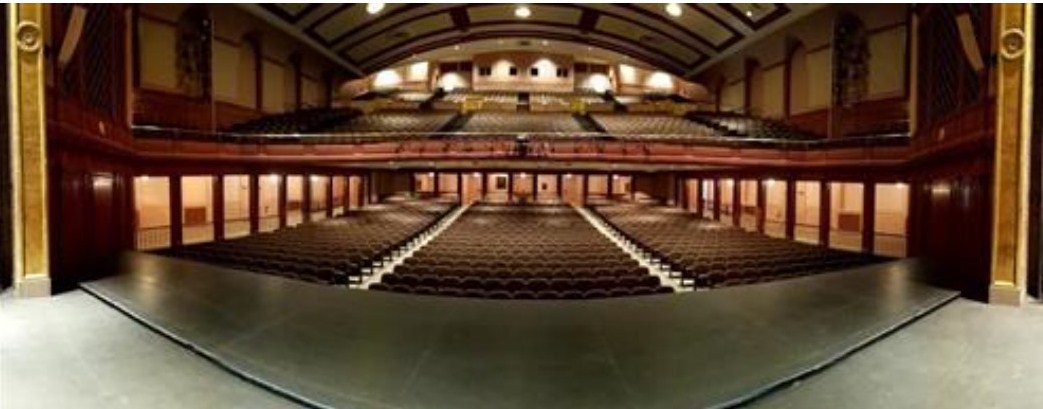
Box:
[132, 125, 911, 152]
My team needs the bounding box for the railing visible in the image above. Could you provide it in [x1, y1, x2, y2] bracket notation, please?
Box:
[132, 125, 910, 152]
[135, 226, 171, 250]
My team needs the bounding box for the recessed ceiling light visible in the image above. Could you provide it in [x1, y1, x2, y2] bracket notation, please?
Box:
[366, 3, 385, 15]
[745, 9, 754, 17]
[515, 5, 531, 19]
[665, 3, 682, 17]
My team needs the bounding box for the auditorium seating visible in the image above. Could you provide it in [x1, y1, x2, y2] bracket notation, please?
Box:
[460, 112, 586, 134]
[444, 91, 517, 104]
[591, 202, 881, 288]
[327, 111, 456, 134]
[689, 113, 822, 140]
[229, 108, 357, 134]
[164, 198, 455, 285]
[374, 204, 673, 299]
[592, 113, 719, 139]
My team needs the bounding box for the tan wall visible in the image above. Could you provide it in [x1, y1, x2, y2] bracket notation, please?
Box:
[223, 175, 250, 220]
[699, 4, 908, 114]
[472, 51, 574, 92]
[137, 4, 337, 113]
[134, 177, 171, 228]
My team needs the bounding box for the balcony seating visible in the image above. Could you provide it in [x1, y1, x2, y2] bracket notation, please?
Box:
[229, 108, 357, 134]
[377, 204, 673, 299]
[460, 112, 586, 134]
[689, 113, 822, 141]
[591, 113, 719, 139]
[326, 111, 456, 134]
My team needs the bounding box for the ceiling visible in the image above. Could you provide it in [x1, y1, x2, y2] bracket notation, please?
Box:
[241, 3, 824, 78]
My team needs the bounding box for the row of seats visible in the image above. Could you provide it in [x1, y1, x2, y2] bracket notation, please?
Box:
[327, 111, 455, 134]
[229, 108, 356, 134]
[444, 91, 518, 104]
[460, 112, 586, 134]
[591, 202, 881, 288]
[371, 283, 670, 299]
[379, 203, 673, 298]
[689, 113, 821, 141]
[592, 113, 719, 139]
[164, 198, 455, 285]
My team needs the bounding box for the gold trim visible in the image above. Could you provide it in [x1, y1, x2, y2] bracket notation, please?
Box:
[989, 4, 1030, 305]
[10, 4, 49, 297]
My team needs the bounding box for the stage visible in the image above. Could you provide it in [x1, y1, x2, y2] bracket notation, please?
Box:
[81, 253, 957, 409]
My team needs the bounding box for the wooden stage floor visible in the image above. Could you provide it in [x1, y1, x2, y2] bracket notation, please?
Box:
[81, 253, 957, 409]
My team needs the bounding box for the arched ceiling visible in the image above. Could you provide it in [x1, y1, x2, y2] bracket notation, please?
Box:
[241, 3, 824, 79]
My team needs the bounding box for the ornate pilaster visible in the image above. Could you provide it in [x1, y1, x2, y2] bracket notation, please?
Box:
[990, 3, 1033, 306]
[8, 4, 49, 297]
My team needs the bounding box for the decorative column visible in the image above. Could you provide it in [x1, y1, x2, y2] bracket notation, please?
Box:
[556, 173, 563, 199]
[734, 179, 742, 226]
[990, 3, 1033, 305]
[480, 172, 488, 201]
[819, 181, 831, 246]
[581, 174, 589, 205]
[278, 174, 287, 228]
[249, 174, 260, 234]
[756, 179, 766, 233]
[785, 178, 797, 240]
[325, 175, 334, 218]
[213, 175, 225, 241]
[8, 4, 49, 296]
[507, 172, 514, 202]
[862, 181, 876, 253]
[302, 174, 312, 223]
[457, 172, 463, 203]
[695, 178, 704, 216]
[170, 175, 183, 247]
[712, 179, 721, 221]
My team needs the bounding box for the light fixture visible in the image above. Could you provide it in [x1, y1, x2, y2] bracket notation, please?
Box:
[366, 3, 385, 15]
[453, 45, 461, 51]
[745, 9, 754, 17]
[541, 40, 549, 46]
[427, 172, 435, 178]
[665, 3, 682, 17]
[564, 173, 572, 179]
[514, 5, 531, 19]
[473, 172, 481, 178]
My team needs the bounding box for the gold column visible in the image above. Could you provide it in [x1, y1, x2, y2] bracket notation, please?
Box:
[989, 4, 1033, 306]
[8, 4, 49, 297]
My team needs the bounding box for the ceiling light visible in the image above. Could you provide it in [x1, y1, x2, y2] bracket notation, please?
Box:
[515, 5, 531, 19]
[541, 40, 549, 46]
[366, 3, 385, 15]
[665, 3, 682, 17]
[745, 9, 754, 17]
[453, 45, 461, 50]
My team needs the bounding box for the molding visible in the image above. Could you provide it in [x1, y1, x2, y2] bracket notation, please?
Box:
[10, 4, 50, 297]
[236, 4, 363, 77]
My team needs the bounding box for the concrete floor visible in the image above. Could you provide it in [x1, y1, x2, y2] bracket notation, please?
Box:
[2, 290, 1041, 409]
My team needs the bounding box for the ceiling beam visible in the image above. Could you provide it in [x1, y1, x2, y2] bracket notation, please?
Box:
[578, 9, 600, 34]
[450, 7, 470, 33]
[686, 4, 827, 78]
[238, 4, 365, 77]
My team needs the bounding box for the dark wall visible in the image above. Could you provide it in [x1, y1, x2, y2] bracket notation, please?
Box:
[0, 4, 11, 290]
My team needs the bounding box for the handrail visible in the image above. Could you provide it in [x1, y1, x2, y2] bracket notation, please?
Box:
[132, 125, 910, 150]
